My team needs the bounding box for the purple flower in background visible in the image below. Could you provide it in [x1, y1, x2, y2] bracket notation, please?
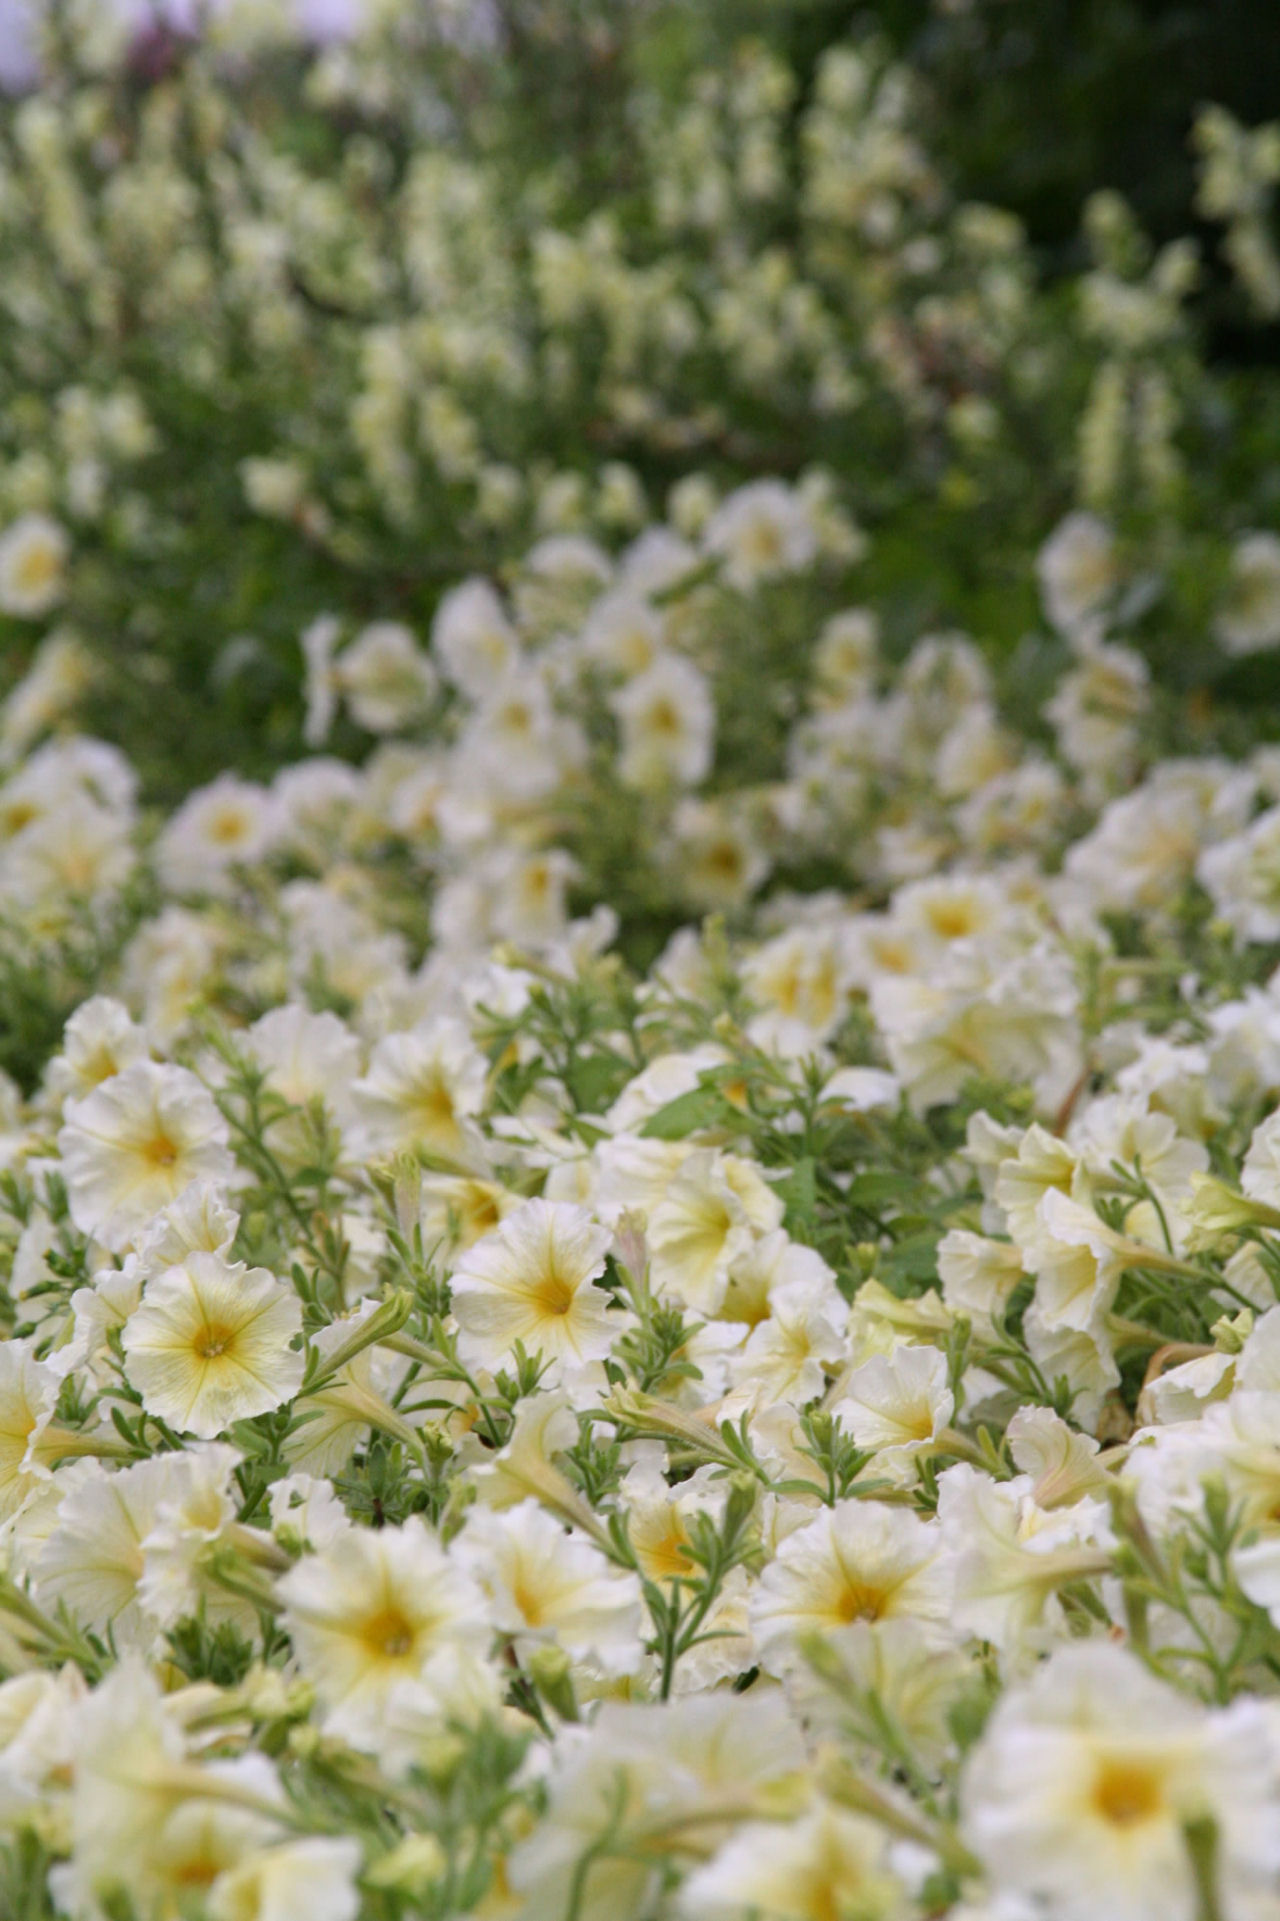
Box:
[0, 0, 40, 89]
[0, 0, 362, 90]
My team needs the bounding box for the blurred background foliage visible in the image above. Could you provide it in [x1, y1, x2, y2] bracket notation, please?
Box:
[0, 0, 1277, 804]
[487, 0, 1280, 348]
[795, 1, 1280, 294]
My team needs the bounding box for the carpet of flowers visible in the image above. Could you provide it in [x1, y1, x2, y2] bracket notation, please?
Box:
[3, 8, 1280, 1921]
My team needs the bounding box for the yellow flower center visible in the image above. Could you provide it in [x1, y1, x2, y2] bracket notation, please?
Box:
[81, 1047, 120, 1088]
[899, 1401, 936, 1442]
[704, 841, 744, 882]
[15, 545, 59, 593]
[208, 810, 250, 845]
[1091, 1757, 1164, 1828]
[531, 1264, 576, 1317]
[510, 1572, 545, 1626]
[412, 1076, 457, 1132]
[143, 1132, 180, 1168]
[642, 1520, 696, 1583]
[928, 902, 979, 940]
[745, 521, 782, 566]
[361, 1607, 416, 1661]
[173, 1856, 223, 1889]
[832, 1578, 888, 1625]
[720, 1273, 772, 1329]
[59, 850, 100, 892]
[195, 1323, 235, 1361]
[870, 937, 913, 973]
[463, 1190, 502, 1239]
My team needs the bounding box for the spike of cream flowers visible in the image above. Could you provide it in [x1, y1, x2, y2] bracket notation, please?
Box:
[122, 1252, 305, 1438]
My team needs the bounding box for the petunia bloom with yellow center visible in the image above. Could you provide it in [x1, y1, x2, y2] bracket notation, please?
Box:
[276, 1517, 488, 1749]
[750, 1499, 950, 1675]
[122, 1252, 305, 1439]
[0, 513, 69, 618]
[448, 1197, 618, 1376]
[58, 1061, 235, 1252]
[963, 1642, 1280, 1921]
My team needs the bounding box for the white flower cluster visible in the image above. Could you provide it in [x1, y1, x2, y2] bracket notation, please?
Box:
[1, 7, 1280, 1921]
[1, 470, 1280, 1920]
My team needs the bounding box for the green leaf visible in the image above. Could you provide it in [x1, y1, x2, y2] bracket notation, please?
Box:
[880, 1230, 944, 1289]
[639, 1084, 729, 1140]
[566, 1051, 629, 1113]
[844, 1171, 922, 1215]
[781, 1156, 817, 1231]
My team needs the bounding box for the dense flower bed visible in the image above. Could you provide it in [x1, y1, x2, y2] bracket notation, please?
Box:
[3, 7, 1280, 1921]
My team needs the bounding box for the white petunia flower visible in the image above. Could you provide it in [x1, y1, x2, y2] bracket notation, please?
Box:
[731, 1279, 847, 1408]
[57, 1659, 285, 1919]
[154, 773, 282, 897]
[456, 1499, 644, 1674]
[680, 1802, 906, 1921]
[58, 1061, 234, 1251]
[1036, 511, 1117, 641]
[243, 1003, 362, 1165]
[751, 1499, 950, 1672]
[648, 1149, 783, 1317]
[0, 1664, 86, 1828]
[702, 480, 818, 590]
[743, 924, 855, 1056]
[0, 513, 69, 617]
[276, 1517, 488, 1748]
[41, 995, 150, 1111]
[134, 1180, 240, 1274]
[581, 587, 665, 678]
[937, 1229, 1025, 1331]
[610, 652, 715, 791]
[208, 1837, 364, 1921]
[1199, 804, 1280, 944]
[37, 1455, 184, 1647]
[1216, 531, 1280, 656]
[335, 620, 437, 732]
[831, 1343, 954, 1478]
[430, 576, 520, 699]
[962, 1642, 1280, 1921]
[936, 1462, 1114, 1656]
[719, 1230, 842, 1331]
[351, 1015, 487, 1161]
[508, 1692, 807, 1921]
[1, 791, 135, 914]
[448, 1198, 619, 1377]
[0, 1341, 67, 1521]
[122, 1252, 304, 1437]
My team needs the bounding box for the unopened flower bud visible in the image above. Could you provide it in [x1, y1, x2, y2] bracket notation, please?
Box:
[527, 1644, 579, 1722]
[365, 1834, 447, 1896]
